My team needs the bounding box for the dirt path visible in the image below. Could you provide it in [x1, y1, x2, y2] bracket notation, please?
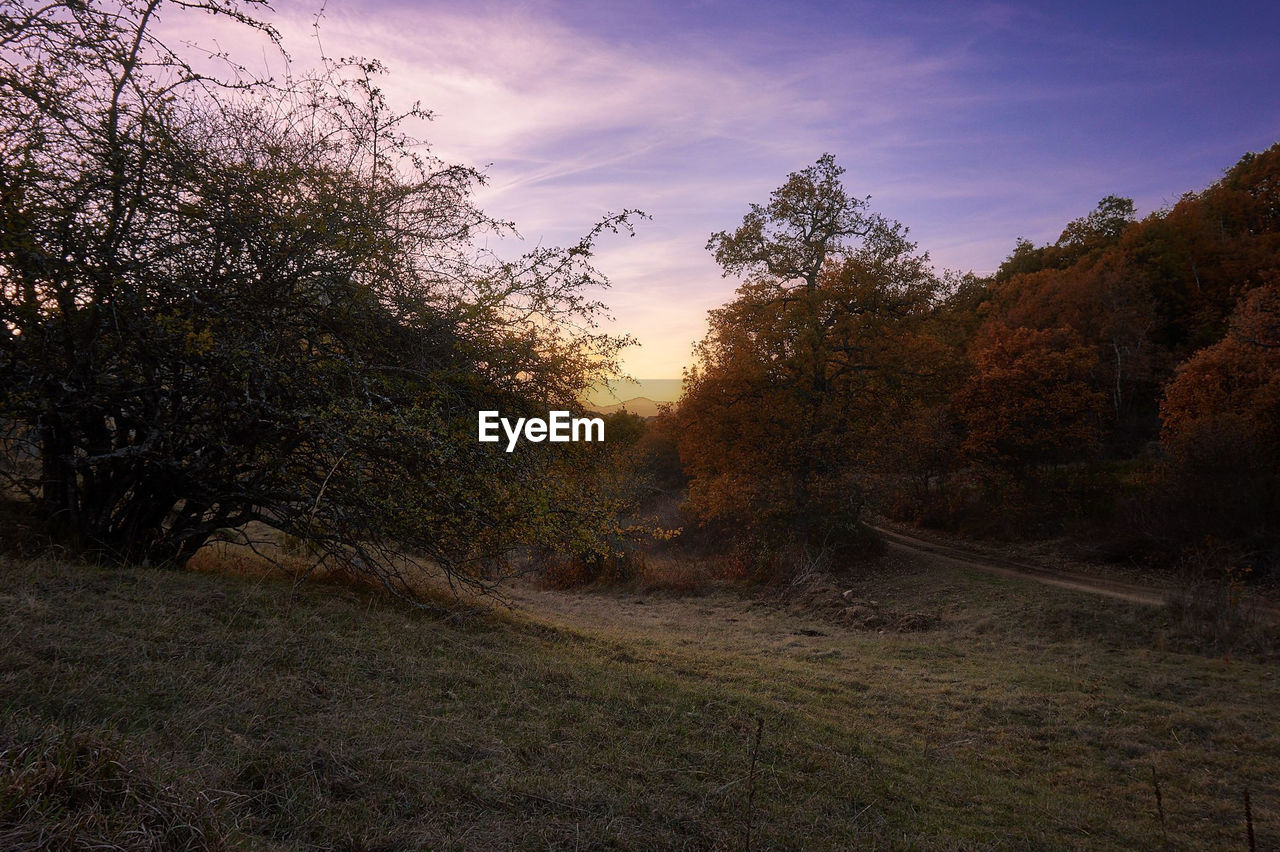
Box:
[869, 524, 1169, 607]
[508, 540, 1162, 648]
[505, 579, 848, 660]
[503, 537, 1161, 653]
[871, 524, 1280, 622]
[505, 528, 1280, 636]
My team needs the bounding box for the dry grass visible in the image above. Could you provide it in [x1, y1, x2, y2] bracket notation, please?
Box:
[1164, 580, 1279, 656]
[0, 727, 228, 850]
[1, 548, 1277, 849]
[186, 530, 470, 610]
[635, 553, 717, 593]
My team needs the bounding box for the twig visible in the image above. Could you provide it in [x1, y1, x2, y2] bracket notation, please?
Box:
[1244, 787, 1256, 852]
[744, 716, 764, 852]
[1151, 765, 1168, 849]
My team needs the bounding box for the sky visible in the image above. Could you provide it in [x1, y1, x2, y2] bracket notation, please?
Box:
[163, 0, 1280, 387]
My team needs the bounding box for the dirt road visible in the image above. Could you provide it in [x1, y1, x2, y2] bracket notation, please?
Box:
[508, 526, 1280, 635]
[868, 524, 1172, 607]
[507, 530, 1172, 652]
[872, 524, 1280, 625]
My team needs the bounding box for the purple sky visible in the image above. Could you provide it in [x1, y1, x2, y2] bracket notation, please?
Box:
[167, 0, 1280, 381]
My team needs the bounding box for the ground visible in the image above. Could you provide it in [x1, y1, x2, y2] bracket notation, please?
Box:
[1, 540, 1277, 849]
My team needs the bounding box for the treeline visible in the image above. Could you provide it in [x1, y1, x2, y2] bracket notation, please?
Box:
[665, 150, 1279, 580]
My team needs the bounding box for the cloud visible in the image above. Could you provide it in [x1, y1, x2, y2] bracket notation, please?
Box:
[150, 0, 1279, 375]
[152, 1, 987, 374]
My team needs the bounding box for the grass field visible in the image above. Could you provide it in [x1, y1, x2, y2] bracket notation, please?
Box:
[2, 547, 1277, 849]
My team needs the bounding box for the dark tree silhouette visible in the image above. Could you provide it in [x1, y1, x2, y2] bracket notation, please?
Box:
[0, 0, 634, 600]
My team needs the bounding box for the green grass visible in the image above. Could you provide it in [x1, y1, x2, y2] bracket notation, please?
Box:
[1, 551, 1277, 849]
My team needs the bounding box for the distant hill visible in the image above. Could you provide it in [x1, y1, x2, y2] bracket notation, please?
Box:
[586, 379, 682, 407]
[586, 397, 665, 418]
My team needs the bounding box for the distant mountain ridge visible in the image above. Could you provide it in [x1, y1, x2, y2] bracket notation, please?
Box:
[586, 396, 665, 418]
[586, 379, 682, 407]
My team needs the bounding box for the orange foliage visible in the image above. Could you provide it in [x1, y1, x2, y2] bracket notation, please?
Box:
[983, 145, 1280, 453]
[956, 324, 1105, 470]
[1161, 280, 1280, 449]
[678, 255, 943, 544]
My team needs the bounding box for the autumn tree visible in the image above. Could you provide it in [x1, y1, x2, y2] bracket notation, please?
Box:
[0, 0, 633, 598]
[678, 155, 940, 567]
[1055, 195, 1136, 258]
[1157, 280, 1280, 549]
[994, 196, 1136, 283]
[1161, 279, 1280, 448]
[955, 324, 1104, 473]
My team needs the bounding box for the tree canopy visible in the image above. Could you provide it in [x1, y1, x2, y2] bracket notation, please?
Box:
[679, 155, 940, 568]
[676, 145, 1280, 572]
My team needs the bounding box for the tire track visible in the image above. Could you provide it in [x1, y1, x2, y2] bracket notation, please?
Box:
[870, 525, 1171, 607]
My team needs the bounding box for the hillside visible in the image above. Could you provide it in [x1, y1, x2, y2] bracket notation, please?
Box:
[586, 396, 665, 418]
[585, 380, 683, 407]
[3, 551, 1277, 849]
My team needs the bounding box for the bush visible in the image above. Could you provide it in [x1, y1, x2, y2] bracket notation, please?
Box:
[0, 0, 633, 601]
[536, 548, 647, 590]
[1112, 420, 1280, 573]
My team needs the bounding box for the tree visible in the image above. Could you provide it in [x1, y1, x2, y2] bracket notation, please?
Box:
[994, 237, 1049, 282]
[1161, 279, 1280, 449]
[1055, 195, 1136, 255]
[1155, 279, 1280, 551]
[986, 148, 1280, 453]
[993, 196, 1135, 281]
[955, 324, 1104, 472]
[679, 155, 940, 566]
[0, 0, 634, 600]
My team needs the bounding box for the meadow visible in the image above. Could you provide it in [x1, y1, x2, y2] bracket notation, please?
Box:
[2, 544, 1276, 849]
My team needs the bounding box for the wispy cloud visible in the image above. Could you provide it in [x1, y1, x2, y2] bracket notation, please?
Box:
[229, 1, 976, 375]
[154, 0, 1280, 375]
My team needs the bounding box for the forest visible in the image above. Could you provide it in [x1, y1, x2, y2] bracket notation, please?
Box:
[661, 148, 1280, 585]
